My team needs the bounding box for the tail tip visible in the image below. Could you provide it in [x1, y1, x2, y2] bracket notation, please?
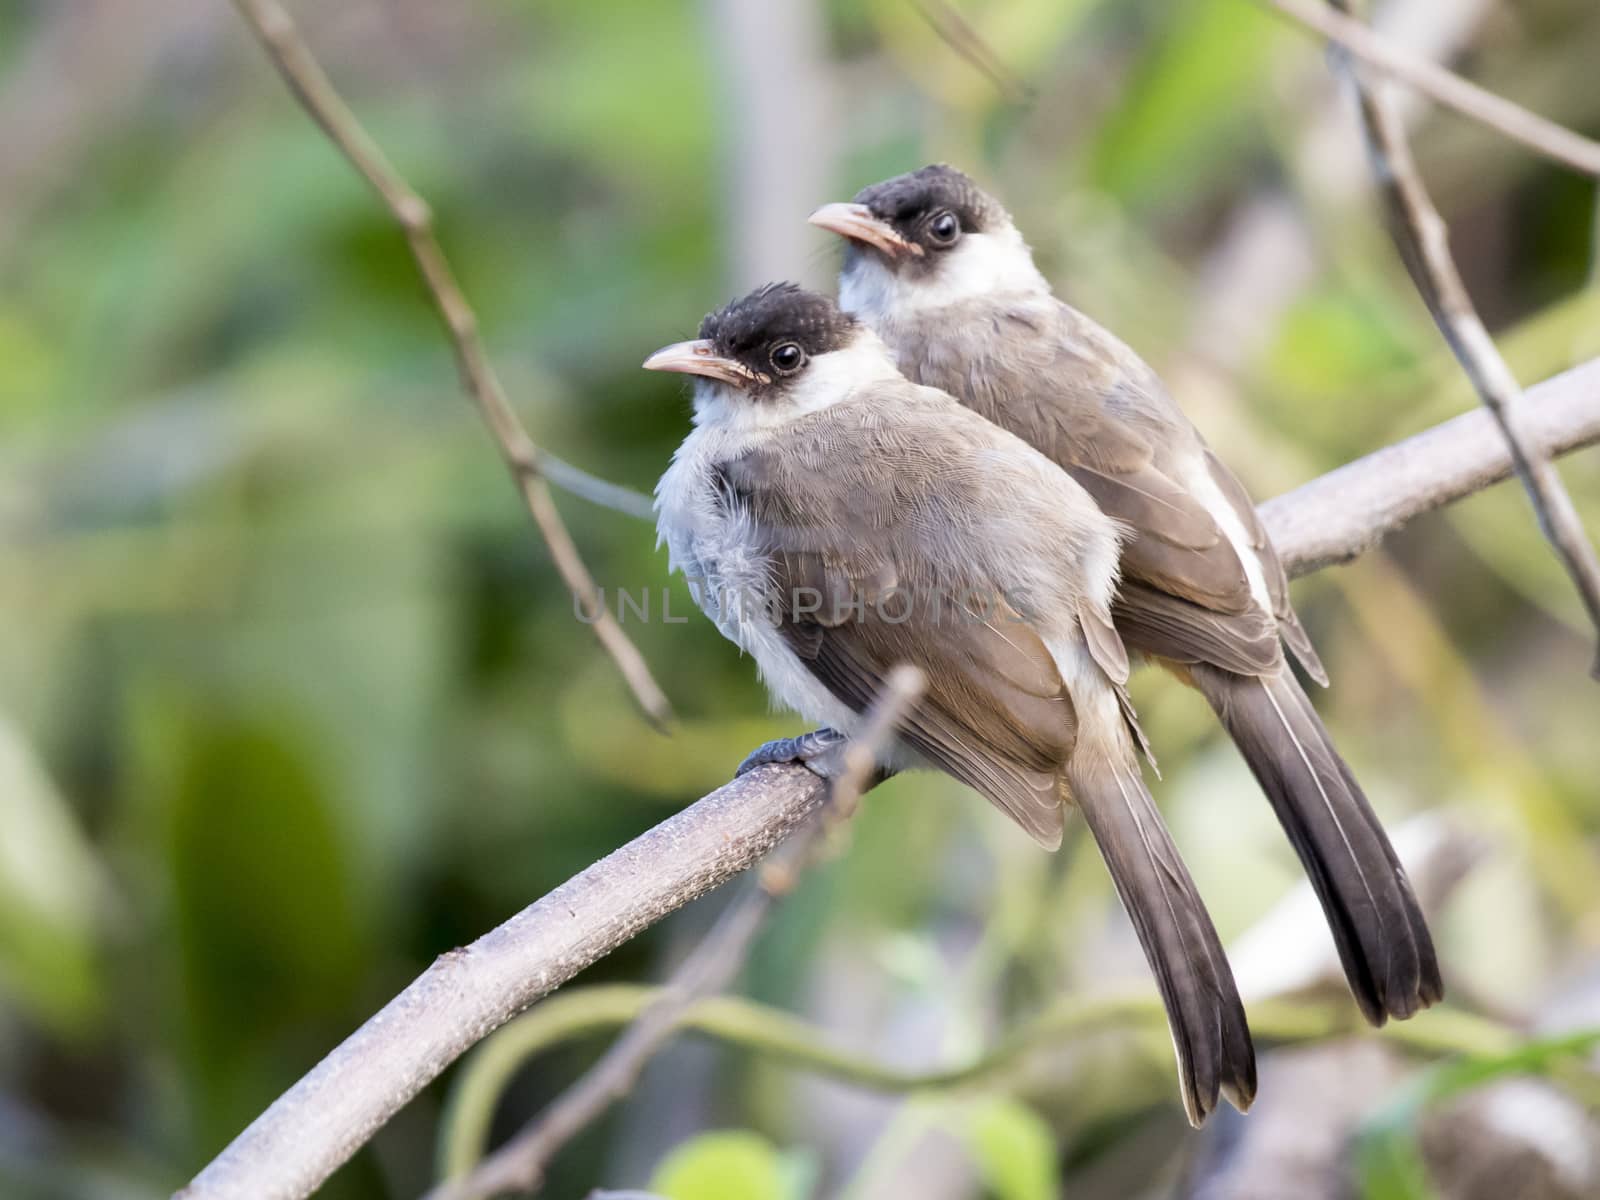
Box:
[1178, 1053, 1258, 1128]
[1357, 962, 1446, 1027]
[1223, 1074, 1256, 1116]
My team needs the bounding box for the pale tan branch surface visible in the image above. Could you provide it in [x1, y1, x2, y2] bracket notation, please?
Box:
[1318, 0, 1600, 675]
[431, 667, 925, 1200]
[432, 880, 777, 1200]
[1263, 357, 1600, 576]
[230, 0, 673, 730]
[179, 362, 1599, 1200]
[1256, 0, 1600, 177]
[178, 763, 830, 1200]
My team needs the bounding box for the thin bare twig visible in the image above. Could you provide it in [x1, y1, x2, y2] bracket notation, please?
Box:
[910, 0, 1031, 105]
[533, 451, 656, 522]
[230, 0, 674, 730]
[429, 667, 924, 1200]
[1256, 0, 1600, 177]
[178, 361, 1600, 1200]
[1319, 0, 1600, 677]
[1170, 0, 1496, 412]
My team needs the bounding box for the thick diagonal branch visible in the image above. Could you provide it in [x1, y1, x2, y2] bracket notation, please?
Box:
[231, 0, 674, 729]
[1315, 0, 1600, 677]
[177, 357, 1600, 1200]
[430, 667, 925, 1200]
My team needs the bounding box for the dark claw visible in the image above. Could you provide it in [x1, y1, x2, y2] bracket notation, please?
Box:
[736, 727, 848, 779]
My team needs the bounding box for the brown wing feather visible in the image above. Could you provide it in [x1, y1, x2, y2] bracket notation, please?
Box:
[1066, 464, 1255, 613]
[783, 589, 1073, 847]
[1113, 583, 1279, 676]
[718, 417, 1082, 848]
[904, 300, 1313, 678]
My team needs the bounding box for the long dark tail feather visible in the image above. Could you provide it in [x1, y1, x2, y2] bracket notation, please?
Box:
[1190, 664, 1444, 1024]
[1067, 753, 1256, 1126]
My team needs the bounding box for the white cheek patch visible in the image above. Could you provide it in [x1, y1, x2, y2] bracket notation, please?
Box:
[690, 335, 901, 439]
[918, 229, 1048, 308]
[839, 228, 1048, 325]
[782, 335, 900, 412]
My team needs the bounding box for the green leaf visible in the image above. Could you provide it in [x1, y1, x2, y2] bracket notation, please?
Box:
[649, 1131, 794, 1200]
[161, 707, 370, 1147]
[964, 1097, 1059, 1200]
[1088, 2, 1282, 208]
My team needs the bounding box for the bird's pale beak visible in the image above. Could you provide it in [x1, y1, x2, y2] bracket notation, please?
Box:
[808, 202, 922, 259]
[642, 339, 765, 387]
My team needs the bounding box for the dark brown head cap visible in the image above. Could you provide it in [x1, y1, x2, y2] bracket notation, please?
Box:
[693, 283, 860, 392]
[852, 164, 1008, 239]
[699, 282, 857, 360]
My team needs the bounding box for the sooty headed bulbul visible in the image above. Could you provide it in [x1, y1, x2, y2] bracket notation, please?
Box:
[647, 283, 1255, 1124]
[810, 164, 1442, 1027]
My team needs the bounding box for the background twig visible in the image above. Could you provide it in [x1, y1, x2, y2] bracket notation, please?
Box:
[436, 982, 1521, 1155]
[178, 359, 1600, 1200]
[911, 0, 1031, 105]
[431, 667, 925, 1200]
[230, 0, 674, 729]
[533, 450, 657, 522]
[1318, 0, 1600, 675]
[1256, 0, 1600, 176]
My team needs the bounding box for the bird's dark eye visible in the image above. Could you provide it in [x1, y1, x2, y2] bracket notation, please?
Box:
[769, 341, 805, 375]
[927, 210, 960, 245]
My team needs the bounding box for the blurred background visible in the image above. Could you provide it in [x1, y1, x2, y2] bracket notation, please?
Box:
[2, 1, 1599, 1197]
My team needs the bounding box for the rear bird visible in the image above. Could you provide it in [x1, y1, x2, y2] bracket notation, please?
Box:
[648, 283, 1256, 1123]
[811, 165, 1442, 1026]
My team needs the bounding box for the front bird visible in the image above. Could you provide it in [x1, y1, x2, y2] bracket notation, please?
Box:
[810, 164, 1442, 1026]
[647, 283, 1255, 1124]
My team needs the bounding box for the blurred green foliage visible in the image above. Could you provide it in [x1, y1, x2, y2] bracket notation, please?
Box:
[1, 1, 1598, 1198]
[650, 1130, 814, 1200]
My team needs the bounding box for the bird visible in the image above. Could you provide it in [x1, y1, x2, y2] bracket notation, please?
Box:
[808, 163, 1442, 1027]
[646, 282, 1256, 1125]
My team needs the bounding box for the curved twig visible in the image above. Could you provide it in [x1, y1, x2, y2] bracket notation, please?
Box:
[534, 451, 656, 522]
[435, 984, 1528, 1177]
[230, 0, 674, 730]
[910, 0, 1031, 105]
